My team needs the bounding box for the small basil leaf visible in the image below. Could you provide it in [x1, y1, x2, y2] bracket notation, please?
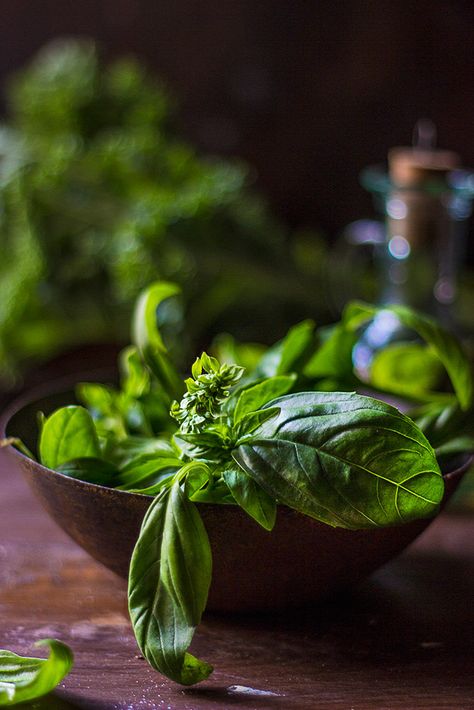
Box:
[120, 345, 150, 398]
[0, 639, 73, 706]
[303, 323, 357, 381]
[124, 476, 177, 496]
[223, 468, 276, 530]
[119, 453, 181, 490]
[435, 436, 474, 458]
[132, 281, 184, 403]
[76, 383, 127, 440]
[182, 462, 211, 498]
[233, 392, 443, 529]
[344, 302, 473, 410]
[56, 457, 118, 486]
[411, 401, 474, 452]
[235, 407, 280, 438]
[39, 406, 101, 470]
[110, 436, 178, 467]
[369, 342, 444, 399]
[128, 482, 213, 685]
[254, 320, 315, 378]
[212, 333, 266, 371]
[233, 375, 296, 423]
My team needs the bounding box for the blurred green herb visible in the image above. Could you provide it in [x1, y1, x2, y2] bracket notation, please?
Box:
[0, 639, 73, 706]
[0, 39, 327, 385]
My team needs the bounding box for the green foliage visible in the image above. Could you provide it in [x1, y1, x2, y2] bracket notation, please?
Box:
[344, 302, 473, 410]
[0, 39, 325, 383]
[39, 405, 100, 469]
[0, 639, 73, 706]
[128, 480, 212, 685]
[233, 392, 443, 529]
[10, 280, 474, 687]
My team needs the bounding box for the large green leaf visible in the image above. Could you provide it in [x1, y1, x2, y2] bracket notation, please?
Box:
[233, 392, 443, 529]
[0, 639, 73, 706]
[39, 406, 101, 469]
[57, 457, 118, 486]
[344, 302, 473, 410]
[128, 481, 213, 685]
[132, 281, 184, 403]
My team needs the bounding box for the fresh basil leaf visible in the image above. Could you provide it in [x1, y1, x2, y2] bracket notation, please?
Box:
[233, 392, 443, 529]
[0, 639, 73, 706]
[174, 429, 230, 463]
[234, 407, 280, 438]
[118, 452, 181, 490]
[435, 436, 474, 458]
[233, 375, 296, 423]
[223, 468, 276, 530]
[254, 320, 316, 378]
[212, 333, 266, 371]
[303, 324, 357, 381]
[344, 302, 473, 410]
[132, 281, 184, 403]
[57, 457, 118, 486]
[110, 435, 177, 467]
[411, 401, 474, 452]
[181, 462, 212, 498]
[76, 383, 127, 440]
[369, 342, 445, 400]
[128, 482, 213, 685]
[39, 406, 101, 470]
[120, 345, 150, 398]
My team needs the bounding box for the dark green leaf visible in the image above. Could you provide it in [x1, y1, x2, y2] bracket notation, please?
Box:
[303, 323, 357, 381]
[128, 482, 213, 685]
[233, 392, 443, 529]
[39, 406, 101, 470]
[56, 457, 118, 486]
[110, 435, 177, 467]
[233, 375, 296, 423]
[411, 401, 474, 454]
[223, 468, 276, 530]
[254, 320, 316, 378]
[132, 281, 184, 403]
[234, 407, 280, 438]
[0, 639, 73, 706]
[435, 436, 474, 457]
[118, 452, 181, 490]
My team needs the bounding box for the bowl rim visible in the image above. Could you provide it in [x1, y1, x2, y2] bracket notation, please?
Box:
[2, 375, 473, 504]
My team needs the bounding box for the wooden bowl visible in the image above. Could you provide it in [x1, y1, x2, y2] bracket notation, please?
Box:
[2, 382, 471, 613]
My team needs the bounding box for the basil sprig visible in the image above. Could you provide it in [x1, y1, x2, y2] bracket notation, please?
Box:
[0, 639, 73, 706]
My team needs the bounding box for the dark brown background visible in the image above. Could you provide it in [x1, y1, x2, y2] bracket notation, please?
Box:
[2, 0, 474, 239]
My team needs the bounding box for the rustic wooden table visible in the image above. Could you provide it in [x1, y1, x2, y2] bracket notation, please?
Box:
[1, 448, 473, 709]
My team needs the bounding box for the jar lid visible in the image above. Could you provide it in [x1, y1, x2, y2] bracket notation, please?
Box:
[388, 147, 460, 187]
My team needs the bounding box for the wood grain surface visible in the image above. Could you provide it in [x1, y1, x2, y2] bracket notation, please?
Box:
[1, 448, 473, 709]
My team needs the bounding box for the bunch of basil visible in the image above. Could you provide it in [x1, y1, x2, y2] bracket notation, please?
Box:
[26, 282, 474, 686]
[0, 39, 328, 384]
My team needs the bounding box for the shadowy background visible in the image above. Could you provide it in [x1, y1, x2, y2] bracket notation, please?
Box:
[2, 0, 474, 237]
